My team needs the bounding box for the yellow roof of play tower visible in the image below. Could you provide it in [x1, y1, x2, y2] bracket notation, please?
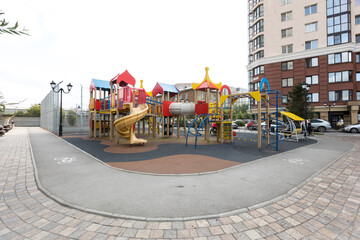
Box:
[192, 67, 222, 91]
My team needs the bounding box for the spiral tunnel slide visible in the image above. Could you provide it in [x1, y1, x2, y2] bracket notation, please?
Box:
[114, 104, 148, 144]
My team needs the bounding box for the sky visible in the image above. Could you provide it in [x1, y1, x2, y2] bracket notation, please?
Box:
[1, 0, 248, 110]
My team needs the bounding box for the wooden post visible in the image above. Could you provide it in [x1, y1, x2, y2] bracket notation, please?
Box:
[143, 118, 145, 134]
[162, 94, 165, 137]
[220, 101, 224, 144]
[116, 83, 120, 143]
[167, 92, 170, 137]
[177, 94, 180, 138]
[93, 89, 97, 138]
[205, 88, 210, 142]
[99, 88, 102, 137]
[89, 91, 93, 137]
[230, 98, 233, 143]
[129, 102, 134, 144]
[257, 95, 262, 150]
[184, 115, 187, 138]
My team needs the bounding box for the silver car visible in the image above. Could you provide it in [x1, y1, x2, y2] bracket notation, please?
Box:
[310, 119, 332, 132]
[343, 123, 360, 133]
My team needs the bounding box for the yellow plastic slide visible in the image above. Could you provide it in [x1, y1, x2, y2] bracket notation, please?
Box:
[114, 104, 148, 144]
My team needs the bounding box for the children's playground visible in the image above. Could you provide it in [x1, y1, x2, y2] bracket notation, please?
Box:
[63, 67, 317, 174]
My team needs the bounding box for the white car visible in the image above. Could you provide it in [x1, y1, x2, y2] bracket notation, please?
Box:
[343, 123, 360, 133]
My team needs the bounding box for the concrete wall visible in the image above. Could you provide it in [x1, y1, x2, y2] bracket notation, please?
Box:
[11, 117, 40, 127]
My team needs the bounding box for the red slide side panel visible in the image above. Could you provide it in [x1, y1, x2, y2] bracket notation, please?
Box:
[163, 101, 173, 117]
[95, 100, 101, 111]
[195, 103, 208, 115]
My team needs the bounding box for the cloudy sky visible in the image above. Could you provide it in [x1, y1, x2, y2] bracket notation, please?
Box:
[1, 0, 248, 109]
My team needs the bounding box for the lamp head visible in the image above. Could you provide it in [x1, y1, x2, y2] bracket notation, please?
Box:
[323, 102, 327, 106]
[333, 102, 336, 106]
[50, 81, 56, 90]
[67, 83, 73, 92]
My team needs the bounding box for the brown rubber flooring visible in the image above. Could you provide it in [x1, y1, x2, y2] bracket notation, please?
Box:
[63, 133, 317, 175]
[106, 154, 240, 174]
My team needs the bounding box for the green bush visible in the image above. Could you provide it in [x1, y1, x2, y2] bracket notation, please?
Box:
[235, 120, 245, 127]
[66, 110, 77, 126]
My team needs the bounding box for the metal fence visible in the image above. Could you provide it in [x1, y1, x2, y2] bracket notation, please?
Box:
[40, 88, 89, 135]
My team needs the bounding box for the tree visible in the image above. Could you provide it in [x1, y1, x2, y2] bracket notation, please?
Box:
[285, 81, 313, 119]
[66, 110, 77, 126]
[0, 11, 29, 35]
[0, 91, 5, 114]
[26, 104, 40, 116]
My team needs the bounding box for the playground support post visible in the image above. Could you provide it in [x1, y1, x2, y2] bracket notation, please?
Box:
[167, 92, 170, 137]
[257, 94, 262, 150]
[177, 94, 180, 138]
[266, 93, 270, 147]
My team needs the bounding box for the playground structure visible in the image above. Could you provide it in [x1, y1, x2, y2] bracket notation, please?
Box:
[88, 68, 307, 150]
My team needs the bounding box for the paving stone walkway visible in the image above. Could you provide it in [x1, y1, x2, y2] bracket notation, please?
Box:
[0, 127, 359, 239]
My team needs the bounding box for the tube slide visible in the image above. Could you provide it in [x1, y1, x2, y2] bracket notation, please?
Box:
[169, 102, 195, 116]
[114, 104, 148, 144]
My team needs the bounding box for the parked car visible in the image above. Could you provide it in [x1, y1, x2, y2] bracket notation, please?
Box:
[310, 119, 332, 132]
[232, 121, 239, 129]
[343, 123, 360, 133]
[246, 120, 265, 130]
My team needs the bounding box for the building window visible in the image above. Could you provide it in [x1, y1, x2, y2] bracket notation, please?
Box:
[213, 94, 216, 101]
[356, 72, 360, 81]
[327, 0, 351, 47]
[328, 90, 352, 101]
[306, 75, 319, 85]
[305, 40, 318, 50]
[253, 5, 264, 21]
[281, 28, 293, 38]
[253, 0, 263, 6]
[328, 71, 352, 83]
[254, 50, 264, 60]
[305, 57, 318, 67]
[357, 54, 360, 63]
[281, 0, 292, 5]
[281, 61, 293, 70]
[356, 34, 360, 43]
[254, 35, 264, 50]
[281, 11, 292, 22]
[327, 14, 350, 34]
[282, 78, 293, 87]
[282, 95, 288, 104]
[357, 91, 360, 100]
[201, 93, 205, 100]
[327, 0, 350, 16]
[254, 82, 260, 91]
[328, 33, 350, 45]
[253, 20, 264, 36]
[308, 93, 319, 102]
[305, 4, 317, 16]
[357, 0, 360, 6]
[328, 52, 352, 64]
[185, 93, 188, 101]
[356, 15, 360, 25]
[253, 66, 264, 75]
[282, 44, 293, 54]
[305, 22, 318, 32]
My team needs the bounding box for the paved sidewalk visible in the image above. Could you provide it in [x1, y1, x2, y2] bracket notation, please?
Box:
[0, 128, 359, 239]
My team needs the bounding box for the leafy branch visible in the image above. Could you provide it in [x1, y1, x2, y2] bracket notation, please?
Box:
[0, 10, 29, 35]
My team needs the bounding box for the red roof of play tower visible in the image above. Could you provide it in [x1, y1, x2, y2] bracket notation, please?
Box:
[110, 70, 136, 87]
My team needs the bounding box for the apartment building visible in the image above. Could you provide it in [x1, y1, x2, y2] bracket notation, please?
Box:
[247, 0, 360, 126]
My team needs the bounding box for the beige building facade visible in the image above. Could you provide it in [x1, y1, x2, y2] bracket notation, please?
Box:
[247, 0, 360, 127]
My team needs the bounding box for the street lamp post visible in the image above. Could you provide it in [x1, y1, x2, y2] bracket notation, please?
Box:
[50, 81, 73, 136]
[301, 82, 311, 119]
[323, 102, 336, 126]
